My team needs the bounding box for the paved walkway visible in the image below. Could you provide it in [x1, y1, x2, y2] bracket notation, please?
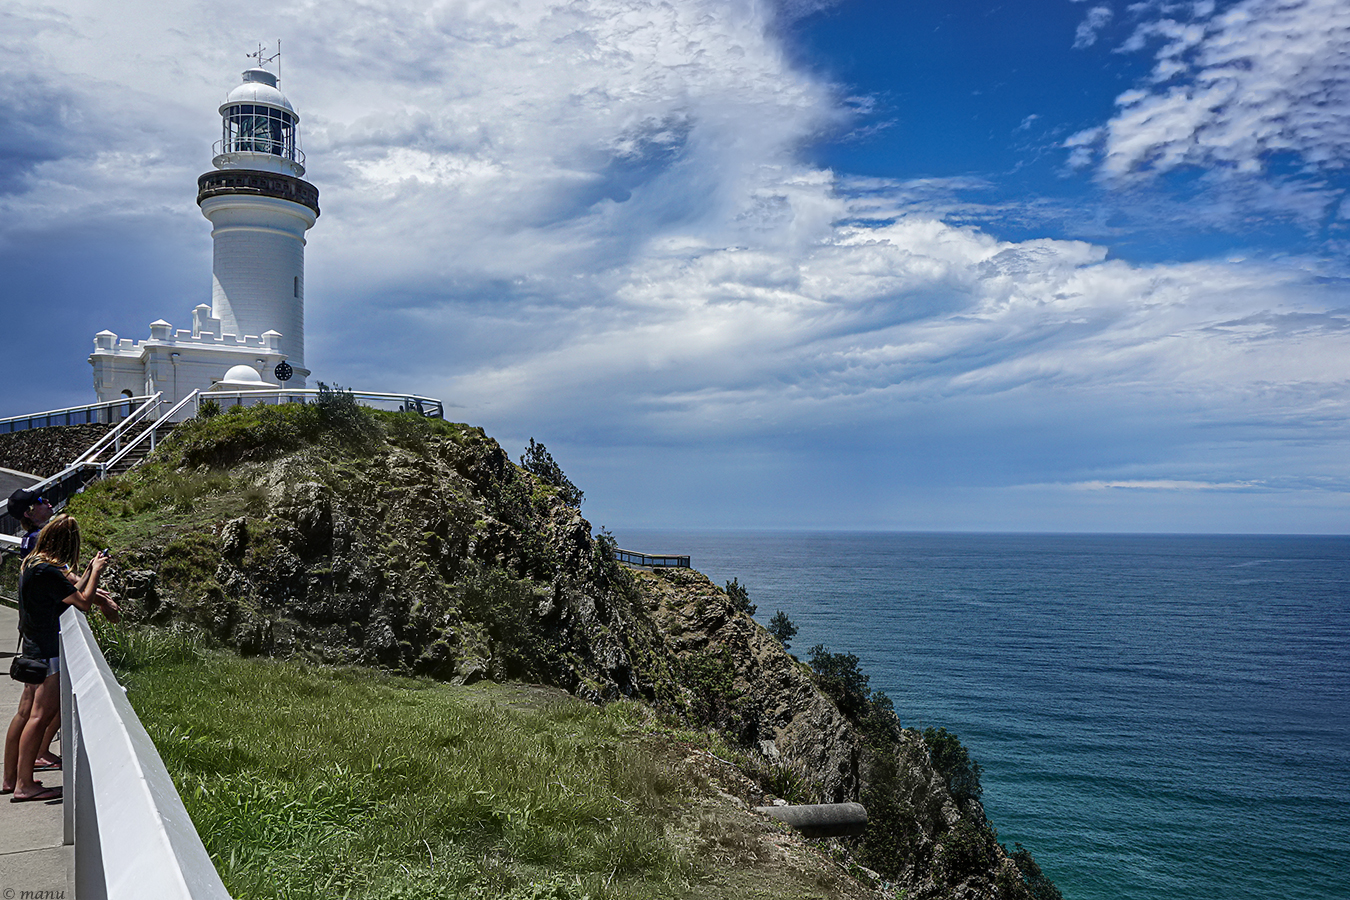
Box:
[0, 466, 40, 506]
[0, 603, 73, 897]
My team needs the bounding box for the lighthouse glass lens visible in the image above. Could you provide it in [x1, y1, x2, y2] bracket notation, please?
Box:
[224, 105, 294, 157]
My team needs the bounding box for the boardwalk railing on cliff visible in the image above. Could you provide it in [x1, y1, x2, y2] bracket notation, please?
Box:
[613, 548, 690, 568]
[60, 606, 233, 899]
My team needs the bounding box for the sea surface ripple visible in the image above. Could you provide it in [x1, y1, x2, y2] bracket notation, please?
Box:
[618, 530, 1350, 900]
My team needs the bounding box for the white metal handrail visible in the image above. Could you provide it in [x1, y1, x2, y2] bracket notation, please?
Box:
[72, 393, 165, 467]
[204, 387, 445, 418]
[98, 391, 201, 474]
[0, 459, 102, 536]
[60, 608, 233, 899]
[0, 396, 155, 433]
[212, 139, 305, 166]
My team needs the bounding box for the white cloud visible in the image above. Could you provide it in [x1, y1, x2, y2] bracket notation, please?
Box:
[1074, 5, 1114, 48]
[1069, 0, 1350, 186]
[1069, 479, 1264, 491]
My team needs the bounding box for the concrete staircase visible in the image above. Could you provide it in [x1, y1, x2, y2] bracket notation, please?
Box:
[98, 421, 176, 477]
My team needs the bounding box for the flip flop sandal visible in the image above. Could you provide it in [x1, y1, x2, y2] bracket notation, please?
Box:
[35, 761, 61, 771]
[11, 786, 62, 803]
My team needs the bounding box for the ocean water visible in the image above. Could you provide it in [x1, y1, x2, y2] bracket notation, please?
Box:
[616, 530, 1350, 900]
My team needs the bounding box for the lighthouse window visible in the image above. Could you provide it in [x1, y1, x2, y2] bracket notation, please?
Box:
[294, 276, 299, 298]
[223, 105, 296, 159]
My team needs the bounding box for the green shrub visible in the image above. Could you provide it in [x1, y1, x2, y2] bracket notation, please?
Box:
[934, 818, 998, 885]
[197, 397, 221, 418]
[681, 646, 753, 743]
[519, 438, 583, 508]
[168, 392, 378, 470]
[1011, 843, 1064, 900]
[922, 726, 983, 803]
[723, 578, 755, 616]
[807, 644, 869, 721]
[313, 382, 377, 446]
[766, 610, 796, 647]
[590, 527, 631, 588]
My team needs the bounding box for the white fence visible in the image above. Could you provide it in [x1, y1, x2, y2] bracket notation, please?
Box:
[60, 608, 233, 899]
[194, 387, 444, 419]
[0, 397, 154, 434]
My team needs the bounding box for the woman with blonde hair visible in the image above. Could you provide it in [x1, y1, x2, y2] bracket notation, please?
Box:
[4, 514, 119, 802]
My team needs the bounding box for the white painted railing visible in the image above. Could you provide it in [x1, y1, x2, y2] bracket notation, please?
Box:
[0, 397, 155, 433]
[60, 608, 232, 900]
[3, 387, 445, 535]
[97, 391, 197, 474]
[70, 393, 165, 467]
[200, 387, 445, 419]
[1, 395, 165, 534]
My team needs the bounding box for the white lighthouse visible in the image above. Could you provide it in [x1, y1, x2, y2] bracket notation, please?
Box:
[198, 66, 319, 383]
[90, 55, 319, 402]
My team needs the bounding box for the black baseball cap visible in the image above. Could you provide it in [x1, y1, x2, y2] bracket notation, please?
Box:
[7, 488, 45, 522]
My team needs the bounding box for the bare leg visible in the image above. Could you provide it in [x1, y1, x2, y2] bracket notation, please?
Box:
[13, 674, 60, 800]
[3, 683, 37, 792]
[37, 716, 60, 767]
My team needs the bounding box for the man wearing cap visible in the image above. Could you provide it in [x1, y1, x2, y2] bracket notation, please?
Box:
[7, 488, 54, 558]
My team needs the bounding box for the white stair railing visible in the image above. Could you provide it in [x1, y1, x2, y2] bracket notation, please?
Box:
[98, 390, 201, 474]
[72, 393, 165, 467]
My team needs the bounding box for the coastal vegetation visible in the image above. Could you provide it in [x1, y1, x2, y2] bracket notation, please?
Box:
[767, 611, 797, 648]
[7, 399, 1062, 899]
[96, 621, 866, 900]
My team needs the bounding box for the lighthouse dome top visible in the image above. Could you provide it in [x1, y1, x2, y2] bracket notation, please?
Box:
[221, 68, 298, 118]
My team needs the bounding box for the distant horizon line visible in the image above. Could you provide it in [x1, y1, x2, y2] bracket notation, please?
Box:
[611, 526, 1350, 539]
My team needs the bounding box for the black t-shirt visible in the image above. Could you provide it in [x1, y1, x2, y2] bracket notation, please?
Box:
[18, 562, 75, 659]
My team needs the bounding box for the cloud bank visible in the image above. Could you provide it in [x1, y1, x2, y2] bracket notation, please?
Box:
[2, 0, 1349, 530]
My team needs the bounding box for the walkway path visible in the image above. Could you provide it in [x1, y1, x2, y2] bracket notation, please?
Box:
[0, 466, 39, 507]
[0, 602, 73, 897]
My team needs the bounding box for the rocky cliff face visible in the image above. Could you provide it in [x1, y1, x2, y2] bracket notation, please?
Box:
[65, 403, 1052, 900]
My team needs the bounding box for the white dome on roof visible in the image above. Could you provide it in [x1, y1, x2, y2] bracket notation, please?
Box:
[222, 68, 297, 117]
[220, 365, 265, 386]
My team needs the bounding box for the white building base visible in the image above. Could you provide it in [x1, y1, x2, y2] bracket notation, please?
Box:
[89, 312, 303, 409]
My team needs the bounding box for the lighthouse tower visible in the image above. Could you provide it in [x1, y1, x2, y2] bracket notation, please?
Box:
[90, 56, 319, 404]
[197, 65, 320, 384]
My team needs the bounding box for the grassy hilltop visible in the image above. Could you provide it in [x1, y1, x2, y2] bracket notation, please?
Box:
[21, 394, 1059, 900]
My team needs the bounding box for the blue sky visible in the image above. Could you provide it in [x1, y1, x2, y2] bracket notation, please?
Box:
[2, 0, 1349, 533]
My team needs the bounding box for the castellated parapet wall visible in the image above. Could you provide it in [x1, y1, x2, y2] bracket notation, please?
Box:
[89, 311, 295, 407]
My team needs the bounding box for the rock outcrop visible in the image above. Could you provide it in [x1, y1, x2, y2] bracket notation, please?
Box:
[0, 423, 111, 478]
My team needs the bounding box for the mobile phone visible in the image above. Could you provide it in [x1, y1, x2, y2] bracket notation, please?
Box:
[99, 548, 110, 558]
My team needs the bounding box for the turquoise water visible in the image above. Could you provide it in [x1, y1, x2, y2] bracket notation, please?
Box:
[617, 531, 1350, 900]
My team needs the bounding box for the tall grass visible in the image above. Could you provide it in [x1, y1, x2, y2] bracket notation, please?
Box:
[120, 641, 701, 900]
